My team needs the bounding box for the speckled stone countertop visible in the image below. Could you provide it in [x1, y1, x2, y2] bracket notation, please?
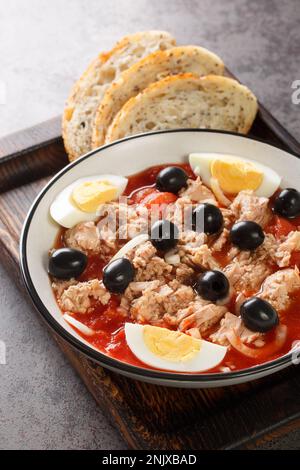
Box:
[0, 0, 299, 450]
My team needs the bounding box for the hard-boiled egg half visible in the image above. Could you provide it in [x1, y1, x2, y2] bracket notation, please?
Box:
[189, 153, 281, 198]
[125, 323, 227, 372]
[50, 175, 128, 228]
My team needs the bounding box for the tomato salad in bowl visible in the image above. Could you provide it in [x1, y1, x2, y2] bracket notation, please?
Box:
[47, 148, 300, 376]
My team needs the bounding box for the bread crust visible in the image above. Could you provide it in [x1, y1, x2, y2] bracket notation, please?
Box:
[105, 73, 258, 143]
[62, 31, 176, 161]
[91, 46, 224, 148]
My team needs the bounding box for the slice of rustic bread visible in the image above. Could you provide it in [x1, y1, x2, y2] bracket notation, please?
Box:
[62, 31, 176, 161]
[91, 46, 224, 147]
[105, 73, 258, 143]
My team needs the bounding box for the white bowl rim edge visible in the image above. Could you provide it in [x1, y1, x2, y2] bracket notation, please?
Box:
[19, 128, 300, 385]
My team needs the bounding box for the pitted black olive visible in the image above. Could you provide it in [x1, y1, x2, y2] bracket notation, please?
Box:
[192, 203, 223, 235]
[240, 297, 279, 333]
[103, 258, 135, 294]
[48, 248, 87, 279]
[273, 188, 300, 219]
[230, 221, 265, 250]
[156, 166, 188, 194]
[150, 219, 179, 252]
[195, 270, 230, 302]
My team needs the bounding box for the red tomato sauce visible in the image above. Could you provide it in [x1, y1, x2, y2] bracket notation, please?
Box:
[53, 164, 300, 374]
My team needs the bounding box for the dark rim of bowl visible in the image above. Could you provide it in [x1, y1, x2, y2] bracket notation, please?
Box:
[20, 129, 300, 384]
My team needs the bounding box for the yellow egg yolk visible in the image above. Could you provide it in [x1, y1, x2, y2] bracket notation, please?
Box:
[71, 180, 118, 212]
[143, 325, 201, 362]
[210, 158, 263, 194]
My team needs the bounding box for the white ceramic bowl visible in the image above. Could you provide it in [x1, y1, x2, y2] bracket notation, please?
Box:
[20, 130, 300, 388]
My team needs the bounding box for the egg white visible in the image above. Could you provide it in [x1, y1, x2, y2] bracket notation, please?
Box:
[189, 153, 281, 198]
[50, 174, 128, 228]
[125, 323, 227, 373]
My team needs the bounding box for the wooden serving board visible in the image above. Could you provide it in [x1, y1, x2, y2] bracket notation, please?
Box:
[1, 108, 300, 450]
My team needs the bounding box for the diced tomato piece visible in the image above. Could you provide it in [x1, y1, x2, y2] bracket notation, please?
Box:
[132, 187, 177, 207]
[130, 187, 157, 204]
[130, 187, 178, 219]
[142, 191, 178, 207]
[141, 192, 178, 221]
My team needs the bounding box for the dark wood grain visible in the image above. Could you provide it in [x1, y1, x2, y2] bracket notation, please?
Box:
[0, 117, 68, 192]
[0, 109, 300, 450]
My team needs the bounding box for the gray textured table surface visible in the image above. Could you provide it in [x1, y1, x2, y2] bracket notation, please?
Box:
[0, 0, 300, 450]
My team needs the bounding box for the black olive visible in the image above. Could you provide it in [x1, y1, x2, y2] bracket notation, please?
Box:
[195, 270, 230, 302]
[48, 248, 87, 279]
[156, 166, 188, 194]
[273, 188, 300, 219]
[192, 203, 223, 235]
[150, 219, 179, 252]
[230, 221, 265, 250]
[240, 297, 279, 333]
[103, 258, 135, 294]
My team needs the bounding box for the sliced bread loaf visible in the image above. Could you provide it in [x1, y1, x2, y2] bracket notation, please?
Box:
[105, 73, 258, 143]
[62, 31, 176, 161]
[92, 46, 224, 147]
